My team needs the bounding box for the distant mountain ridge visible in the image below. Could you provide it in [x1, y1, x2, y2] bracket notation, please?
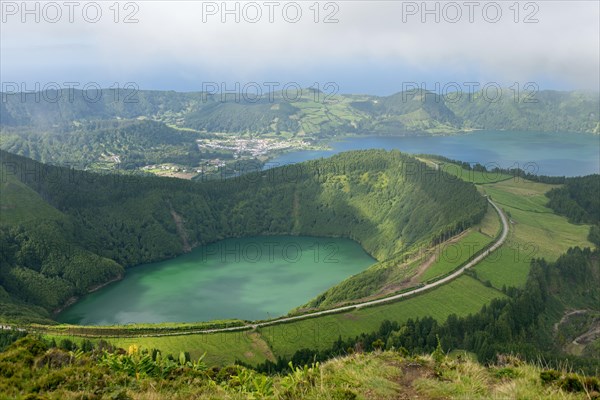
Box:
[1, 88, 598, 135]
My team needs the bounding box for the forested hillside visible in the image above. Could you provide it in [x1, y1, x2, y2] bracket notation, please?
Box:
[0, 149, 486, 322]
[546, 175, 600, 245]
[0, 120, 208, 169]
[447, 89, 600, 134]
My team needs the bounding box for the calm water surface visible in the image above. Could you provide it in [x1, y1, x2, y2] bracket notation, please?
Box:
[268, 131, 599, 177]
[58, 236, 375, 325]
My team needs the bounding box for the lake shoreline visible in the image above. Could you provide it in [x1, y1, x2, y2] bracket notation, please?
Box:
[55, 236, 376, 325]
[53, 273, 124, 316]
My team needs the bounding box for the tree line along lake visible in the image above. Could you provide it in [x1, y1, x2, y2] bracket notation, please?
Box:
[57, 130, 599, 325]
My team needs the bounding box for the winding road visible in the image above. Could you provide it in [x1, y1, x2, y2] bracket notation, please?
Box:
[198, 197, 509, 334]
[7, 197, 509, 338]
[125, 197, 509, 337]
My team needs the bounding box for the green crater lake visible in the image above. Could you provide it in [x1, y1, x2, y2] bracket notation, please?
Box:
[57, 236, 375, 325]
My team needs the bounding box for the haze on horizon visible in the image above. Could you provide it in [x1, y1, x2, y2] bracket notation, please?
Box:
[1, 1, 599, 95]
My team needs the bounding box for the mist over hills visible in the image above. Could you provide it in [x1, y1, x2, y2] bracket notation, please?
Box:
[1, 88, 598, 135]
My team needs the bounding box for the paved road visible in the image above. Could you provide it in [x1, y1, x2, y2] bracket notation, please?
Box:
[13, 197, 509, 338]
[199, 197, 510, 333]
[125, 197, 509, 337]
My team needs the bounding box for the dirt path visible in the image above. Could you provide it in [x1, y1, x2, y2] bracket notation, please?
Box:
[247, 332, 276, 362]
[553, 309, 590, 333]
[378, 229, 471, 297]
[573, 320, 600, 346]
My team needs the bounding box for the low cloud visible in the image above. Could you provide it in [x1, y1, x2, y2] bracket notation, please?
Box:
[1, 1, 598, 92]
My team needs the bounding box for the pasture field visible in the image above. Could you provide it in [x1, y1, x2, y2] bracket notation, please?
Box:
[261, 276, 505, 357]
[417, 156, 514, 184]
[473, 178, 592, 288]
[442, 166, 514, 184]
[419, 230, 493, 282]
[476, 204, 502, 237]
[0, 175, 64, 225]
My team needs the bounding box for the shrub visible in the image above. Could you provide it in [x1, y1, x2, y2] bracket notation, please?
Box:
[540, 369, 561, 384]
[35, 349, 73, 369]
[584, 376, 600, 392]
[559, 374, 585, 392]
[494, 367, 521, 380]
[331, 388, 358, 399]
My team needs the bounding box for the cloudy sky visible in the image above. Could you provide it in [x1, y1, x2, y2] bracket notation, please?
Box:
[1, 1, 598, 95]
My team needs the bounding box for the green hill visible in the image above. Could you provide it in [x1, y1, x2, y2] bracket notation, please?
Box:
[2, 88, 597, 135]
[0, 119, 208, 170]
[1, 88, 598, 173]
[0, 149, 486, 323]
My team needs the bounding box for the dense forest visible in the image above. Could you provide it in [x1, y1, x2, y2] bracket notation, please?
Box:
[546, 175, 600, 245]
[0, 149, 486, 322]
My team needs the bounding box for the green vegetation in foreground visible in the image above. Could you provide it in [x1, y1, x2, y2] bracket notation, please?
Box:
[41, 330, 270, 367]
[0, 149, 487, 323]
[1, 334, 598, 399]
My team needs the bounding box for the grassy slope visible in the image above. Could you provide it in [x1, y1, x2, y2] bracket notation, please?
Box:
[0, 174, 65, 225]
[1, 337, 593, 400]
[419, 230, 494, 282]
[416, 157, 514, 184]
[43, 330, 272, 367]
[474, 178, 593, 289]
[262, 276, 505, 357]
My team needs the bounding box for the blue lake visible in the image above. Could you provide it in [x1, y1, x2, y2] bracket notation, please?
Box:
[267, 131, 600, 177]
